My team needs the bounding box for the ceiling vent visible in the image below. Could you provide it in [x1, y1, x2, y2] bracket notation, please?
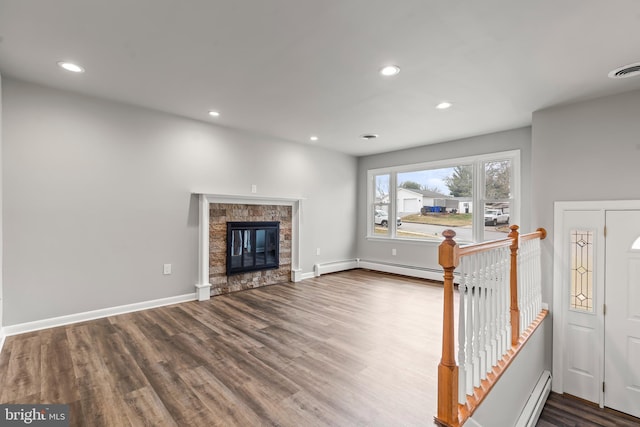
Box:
[608, 62, 640, 79]
[361, 134, 379, 140]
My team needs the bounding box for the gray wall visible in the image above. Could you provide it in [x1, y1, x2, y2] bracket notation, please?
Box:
[532, 88, 640, 307]
[2, 78, 357, 325]
[356, 127, 532, 272]
[0, 74, 3, 331]
[469, 317, 549, 427]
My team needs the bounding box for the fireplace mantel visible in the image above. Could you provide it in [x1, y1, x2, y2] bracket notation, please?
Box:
[194, 193, 303, 301]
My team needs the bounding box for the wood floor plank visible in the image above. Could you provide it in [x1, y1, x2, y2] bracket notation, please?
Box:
[537, 392, 640, 427]
[2, 335, 41, 400]
[135, 361, 212, 426]
[122, 387, 178, 427]
[176, 366, 264, 427]
[66, 324, 134, 426]
[108, 318, 167, 366]
[40, 327, 79, 404]
[7, 269, 612, 426]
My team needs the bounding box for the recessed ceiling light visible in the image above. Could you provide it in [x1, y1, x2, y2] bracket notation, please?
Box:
[436, 101, 452, 110]
[361, 134, 379, 140]
[309, 136, 319, 141]
[208, 111, 220, 117]
[380, 65, 400, 77]
[608, 62, 640, 79]
[57, 61, 85, 73]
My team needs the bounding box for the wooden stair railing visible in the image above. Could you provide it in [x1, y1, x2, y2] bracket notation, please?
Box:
[436, 225, 547, 427]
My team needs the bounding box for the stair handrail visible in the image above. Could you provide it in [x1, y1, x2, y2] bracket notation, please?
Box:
[436, 225, 546, 427]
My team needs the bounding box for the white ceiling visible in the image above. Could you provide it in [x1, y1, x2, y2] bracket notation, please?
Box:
[1, 1, 640, 156]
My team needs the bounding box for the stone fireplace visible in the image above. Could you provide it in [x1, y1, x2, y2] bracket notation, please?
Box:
[195, 194, 302, 300]
[210, 204, 291, 295]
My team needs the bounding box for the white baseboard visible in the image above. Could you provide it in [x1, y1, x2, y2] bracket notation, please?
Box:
[292, 269, 307, 282]
[515, 370, 552, 427]
[357, 260, 444, 282]
[2, 292, 197, 337]
[299, 271, 316, 280]
[0, 330, 6, 355]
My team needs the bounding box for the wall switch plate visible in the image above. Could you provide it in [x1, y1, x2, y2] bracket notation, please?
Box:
[316, 248, 321, 256]
[392, 248, 397, 256]
[163, 264, 172, 275]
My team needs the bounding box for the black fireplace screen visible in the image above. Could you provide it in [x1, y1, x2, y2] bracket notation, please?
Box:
[226, 221, 280, 275]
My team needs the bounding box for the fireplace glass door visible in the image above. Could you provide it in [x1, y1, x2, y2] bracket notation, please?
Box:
[226, 222, 280, 275]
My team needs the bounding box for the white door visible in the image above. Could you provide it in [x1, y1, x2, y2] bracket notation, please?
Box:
[604, 210, 640, 418]
[560, 210, 605, 404]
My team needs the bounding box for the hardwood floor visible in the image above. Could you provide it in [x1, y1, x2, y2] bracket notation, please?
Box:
[537, 393, 640, 427]
[0, 270, 444, 426]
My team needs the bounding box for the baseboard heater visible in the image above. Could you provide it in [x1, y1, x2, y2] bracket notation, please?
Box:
[313, 259, 446, 282]
[314, 260, 359, 276]
[357, 260, 444, 282]
[515, 370, 552, 427]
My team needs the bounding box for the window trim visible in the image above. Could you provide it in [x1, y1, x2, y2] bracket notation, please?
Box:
[367, 149, 520, 243]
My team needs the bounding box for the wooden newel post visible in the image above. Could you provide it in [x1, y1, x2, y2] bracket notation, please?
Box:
[509, 225, 520, 346]
[537, 227, 547, 240]
[437, 229, 459, 426]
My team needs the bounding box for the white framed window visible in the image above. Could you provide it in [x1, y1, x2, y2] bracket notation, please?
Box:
[367, 150, 520, 243]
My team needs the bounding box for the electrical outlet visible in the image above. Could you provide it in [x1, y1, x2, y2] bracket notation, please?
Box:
[163, 264, 172, 275]
[316, 248, 321, 256]
[251, 184, 257, 193]
[392, 248, 397, 256]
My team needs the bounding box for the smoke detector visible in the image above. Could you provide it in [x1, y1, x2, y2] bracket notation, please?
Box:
[608, 62, 640, 79]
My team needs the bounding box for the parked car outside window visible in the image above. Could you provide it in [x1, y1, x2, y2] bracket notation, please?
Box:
[374, 210, 402, 227]
[484, 209, 509, 226]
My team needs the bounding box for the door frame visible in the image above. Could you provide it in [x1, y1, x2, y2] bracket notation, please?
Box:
[553, 200, 640, 405]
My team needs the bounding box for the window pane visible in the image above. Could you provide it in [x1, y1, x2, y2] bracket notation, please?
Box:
[484, 202, 511, 238]
[375, 174, 390, 204]
[570, 230, 594, 312]
[373, 205, 391, 236]
[484, 160, 511, 199]
[396, 166, 472, 241]
[373, 174, 391, 236]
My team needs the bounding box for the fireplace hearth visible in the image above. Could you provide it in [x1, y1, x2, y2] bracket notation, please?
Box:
[226, 221, 280, 275]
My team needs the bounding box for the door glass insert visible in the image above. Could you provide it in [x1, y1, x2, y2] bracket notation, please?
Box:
[570, 229, 594, 312]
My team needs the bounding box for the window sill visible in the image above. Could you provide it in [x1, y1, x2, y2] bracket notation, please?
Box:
[365, 235, 474, 246]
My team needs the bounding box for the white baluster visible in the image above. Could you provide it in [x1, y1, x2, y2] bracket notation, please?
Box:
[524, 241, 529, 328]
[500, 247, 508, 356]
[488, 250, 498, 368]
[465, 260, 474, 396]
[500, 247, 509, 356]
[535, 238, 542, 315]
[525, 240, 536, 329]
[458, 265, 467, 404]
[480, 252, 489, 380]
[470, 255, 484, 387]
[518, 246, 525, 331]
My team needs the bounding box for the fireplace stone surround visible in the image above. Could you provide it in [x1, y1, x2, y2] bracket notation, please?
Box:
[195, 194, 302, 301]
[211, 204, 290, 294]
